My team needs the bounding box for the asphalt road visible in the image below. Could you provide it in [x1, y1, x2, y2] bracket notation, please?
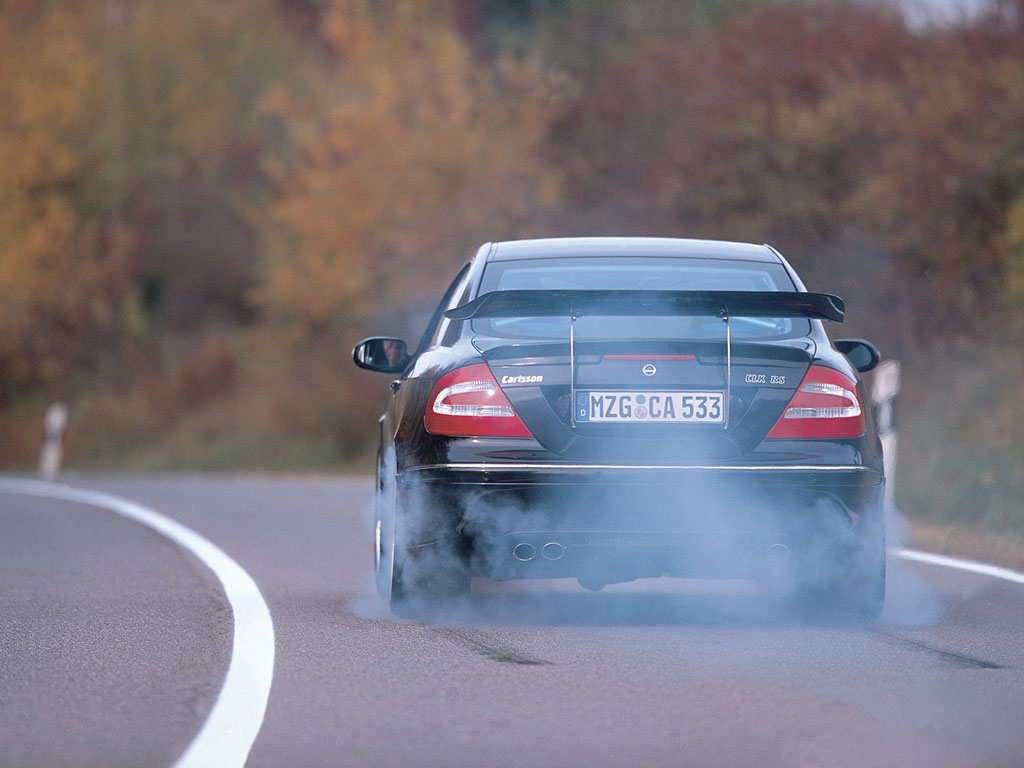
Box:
[2, 475, 1023, 767]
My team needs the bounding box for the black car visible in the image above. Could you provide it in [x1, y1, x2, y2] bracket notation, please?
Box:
[354, 237, 885, 618]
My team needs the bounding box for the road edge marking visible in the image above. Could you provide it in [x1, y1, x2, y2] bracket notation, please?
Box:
[892, 547, 1024, 586]
[0, 478, 275, 768]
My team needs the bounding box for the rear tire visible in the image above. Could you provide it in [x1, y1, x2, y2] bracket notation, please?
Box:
[390, 543, 471, 618]
[384, 481, 470, 618]
[374, 454, 395, 600]
[800, 513, 886, 622]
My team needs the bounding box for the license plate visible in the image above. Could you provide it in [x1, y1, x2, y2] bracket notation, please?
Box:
[574, 391, 725, 424]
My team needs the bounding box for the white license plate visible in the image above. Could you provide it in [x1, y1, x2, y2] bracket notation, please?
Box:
[574, 391, 725, 424]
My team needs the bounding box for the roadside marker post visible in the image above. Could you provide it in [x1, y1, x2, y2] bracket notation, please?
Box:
[39, 403, 68, 481]
[872, 360, 900, 510]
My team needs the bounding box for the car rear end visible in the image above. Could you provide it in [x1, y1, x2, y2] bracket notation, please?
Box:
[397, 238, 885, 615]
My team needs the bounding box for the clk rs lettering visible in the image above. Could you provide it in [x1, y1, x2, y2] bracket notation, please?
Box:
[500, 374, 544, 385]
[744, 373, 787, 385]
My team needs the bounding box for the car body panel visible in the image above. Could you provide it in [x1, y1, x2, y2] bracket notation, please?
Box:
[357, 237, 885, 616]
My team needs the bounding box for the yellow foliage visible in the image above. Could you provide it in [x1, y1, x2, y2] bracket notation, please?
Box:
[263, 0, 559, 339]
[1005, 195, 1024, 310]
[0, 3, 132, 393]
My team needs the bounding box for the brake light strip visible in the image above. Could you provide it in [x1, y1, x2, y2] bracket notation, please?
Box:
[603, 354, 697, 361]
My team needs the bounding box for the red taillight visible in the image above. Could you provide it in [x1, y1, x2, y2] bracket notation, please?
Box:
[424, 363, 533, 437]
[766, 365, 865, 439]
[603, 354, 696, 361]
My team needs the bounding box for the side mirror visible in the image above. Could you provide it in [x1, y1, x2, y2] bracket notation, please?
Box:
[353, 337, 409, 373]
[834, 338, 880, 373]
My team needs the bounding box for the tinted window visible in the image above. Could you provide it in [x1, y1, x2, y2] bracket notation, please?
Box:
[416, 263, 471, 354]
[473, 257, 806, 340]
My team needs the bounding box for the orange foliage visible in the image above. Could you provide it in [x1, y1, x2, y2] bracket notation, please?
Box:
[549, 1, 1024, 345]
[0, 3, 132, 399]
[3, 0, 1024, 474]
[262, 0, 559, 340]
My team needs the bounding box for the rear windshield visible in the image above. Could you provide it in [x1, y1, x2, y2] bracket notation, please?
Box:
[473, 256, 807, 340]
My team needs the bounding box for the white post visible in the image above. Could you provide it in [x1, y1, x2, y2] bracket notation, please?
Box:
[39, 403, 69, 481]
[871, 360, 900, 510]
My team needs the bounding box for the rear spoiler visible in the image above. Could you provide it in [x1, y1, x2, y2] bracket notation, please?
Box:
[445, 290, 845, 323]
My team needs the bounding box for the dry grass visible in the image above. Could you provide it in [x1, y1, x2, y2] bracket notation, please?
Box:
[904, 519, 1024, 572]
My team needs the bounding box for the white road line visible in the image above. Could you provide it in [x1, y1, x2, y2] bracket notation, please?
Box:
[893, 547, 1024, 586]
[0, 478, 275, 768]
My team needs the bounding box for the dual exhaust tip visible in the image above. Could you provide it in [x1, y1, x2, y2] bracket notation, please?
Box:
[512, 541, 565, 562]
[513, 541, 791, 565]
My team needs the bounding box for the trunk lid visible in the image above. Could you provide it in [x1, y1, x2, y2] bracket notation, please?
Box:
[451, 289, 839, 462]
[481, 338, 813, 461]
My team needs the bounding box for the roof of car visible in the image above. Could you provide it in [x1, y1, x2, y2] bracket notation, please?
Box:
[484, 237, 781, 263]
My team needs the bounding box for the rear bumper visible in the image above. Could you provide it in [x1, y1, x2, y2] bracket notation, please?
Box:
[404, 461, 881, 486]
[397, 461, 884, 583]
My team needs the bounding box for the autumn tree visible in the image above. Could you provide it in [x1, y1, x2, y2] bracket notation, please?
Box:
[262, 0, 559, 343]
[0, 0, 315, 465]
[546, 1, 1024, 347]
[115, 0, 303, 331]
[0, 1, 131, 403]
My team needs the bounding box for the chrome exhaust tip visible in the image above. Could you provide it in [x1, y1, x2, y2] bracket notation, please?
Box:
[512, 542, 536, 562]
[541, 542, 566, 561]
[766, 543, 795, 594]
